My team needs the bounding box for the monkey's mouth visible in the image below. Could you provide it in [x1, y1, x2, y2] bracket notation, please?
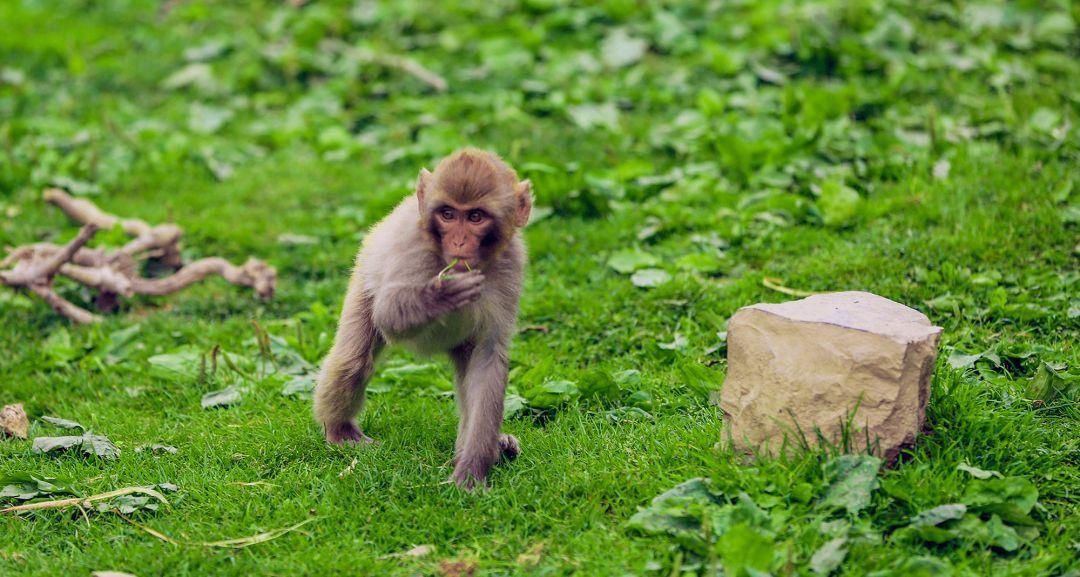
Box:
[447, 258, 473, 272]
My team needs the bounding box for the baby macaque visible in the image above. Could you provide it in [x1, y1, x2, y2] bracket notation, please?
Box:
[314, 148, 532, 490]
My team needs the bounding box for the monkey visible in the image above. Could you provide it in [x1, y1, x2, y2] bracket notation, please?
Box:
[314, 148, 532, 490]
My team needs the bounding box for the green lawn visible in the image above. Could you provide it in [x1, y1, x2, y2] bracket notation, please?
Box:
[1, 1, 1077, 575]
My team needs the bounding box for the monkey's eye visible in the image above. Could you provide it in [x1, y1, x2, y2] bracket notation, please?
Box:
[467, 210, 485, 223]
[439, 208, 455, 221]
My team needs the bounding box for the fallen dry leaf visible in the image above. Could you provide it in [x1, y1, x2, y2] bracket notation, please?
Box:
[0, 404, 29, 439]
[381, 544, 435, 560]
[516, 543, 545, 566]
[438, 559, 477, 577]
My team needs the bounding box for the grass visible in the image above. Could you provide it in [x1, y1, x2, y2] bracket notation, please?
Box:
[1, 1, 1077, 575]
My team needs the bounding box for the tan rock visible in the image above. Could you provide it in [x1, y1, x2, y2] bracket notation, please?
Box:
[720, 291, 942, 462]
[0, 403, 29, 439]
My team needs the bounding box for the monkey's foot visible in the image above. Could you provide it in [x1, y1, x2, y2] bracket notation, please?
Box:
[450, 468, 487, 492]
[451, 454, 496, 492]
[498, 434, 520, 461]
[325, 422, 375, 445]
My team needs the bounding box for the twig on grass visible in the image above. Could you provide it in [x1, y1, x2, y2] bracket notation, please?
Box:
[0, 486, 170, 514]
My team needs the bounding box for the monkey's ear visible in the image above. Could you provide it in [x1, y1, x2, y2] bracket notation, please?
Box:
[513, 179, 533, 228]
[416, 168, 432, 209]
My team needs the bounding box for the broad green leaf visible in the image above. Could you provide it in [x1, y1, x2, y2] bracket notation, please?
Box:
[577, 369, 620, 401]
[161, 63, 217, 91]
[952, 514, 1024, 552]
[817, 179, 862, 228]
[982, 515, 1023, 552]
[657, 333, 687, 350]
[148, 348, 203, 383]
[184, 39, 230, 62]
[947, 350, 984, 369]
[43, 328, 80, 366]
[962, 476, 1039, 524]
[626, 478, 721, 553]
[567, 102, 619, 131]
[893, 556, 953, 575]
[819, 454, 882, 516]
[522, 380, 579, 409]
[910, 504, 967, 527]
[1034, 12, 1076, 46]
[102, 324, 142, 364]
[32, 431, 119, 460]
[612, 369, 642, 387]
[281, 374, 316, 399]
[675, 253, 726, 275]
[31, 436, 82, 456]
[80, 433, 121, 460]
[601, 28, 647, 68]
[810, 537, 847, 575]
[188, 102, 233, 134]
[0, 474, 76, 501]
[379, 361, 452, 391]
[604, 406, 653, 423]
[631, 268, 671, 288]
[201, 386, 243, 409]
[94, 484, 174, 515]
[625, 390, 654, 411]
[503, 394, 528, 419]
[1027, 362, 1079, 408]
[957, 463, 1002, 479]
[715, 523, 775, 576]
[607, 248, 659, 274]
[40, 416, 84, 430]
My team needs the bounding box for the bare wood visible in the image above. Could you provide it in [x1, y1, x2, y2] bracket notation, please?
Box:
[44, 188, 184, 269]
[59, 263, 134, 296]
[3, 242, 134, 273]
[43, 188, 150, 237]
[119, 223, 182, 257]
[350, 48, 448, 92]
[0, 486, 169, 514]
[376, 54, 449, 92]
[0, 224, 98, 285]
[0, 246, 34, 268]
[130, 257, 276, 300]
[27, 284, 99, 324]
[2, 190, 277, 322]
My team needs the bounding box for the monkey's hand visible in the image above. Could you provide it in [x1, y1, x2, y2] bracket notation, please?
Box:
[426, 270, 485, 314]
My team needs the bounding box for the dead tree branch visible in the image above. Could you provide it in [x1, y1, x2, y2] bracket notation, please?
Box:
[1, 190, 277, 323]
[44, 188, 183, 268]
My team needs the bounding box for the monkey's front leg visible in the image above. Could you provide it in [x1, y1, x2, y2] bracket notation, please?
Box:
[372, 271, 485, 339]
[452, 337, 517, 490]
[315, 285, 384, 444]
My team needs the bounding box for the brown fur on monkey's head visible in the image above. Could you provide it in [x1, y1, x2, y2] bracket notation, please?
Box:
[416, 148, 532, 264]
[432, 148, 518, 204]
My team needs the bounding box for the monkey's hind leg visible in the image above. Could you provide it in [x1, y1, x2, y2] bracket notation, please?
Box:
[452, 343, 519, 463]
[314, 291, 384, 444]
[451, 338, 515, 490]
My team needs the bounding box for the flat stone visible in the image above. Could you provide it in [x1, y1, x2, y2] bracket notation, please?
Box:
[720, 291, 942, 462]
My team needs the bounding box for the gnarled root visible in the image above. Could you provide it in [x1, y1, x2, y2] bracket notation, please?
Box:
[1, 190, 277, 323]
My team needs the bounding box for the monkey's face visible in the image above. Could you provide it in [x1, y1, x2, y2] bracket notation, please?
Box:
[430, 203, 498, 271]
